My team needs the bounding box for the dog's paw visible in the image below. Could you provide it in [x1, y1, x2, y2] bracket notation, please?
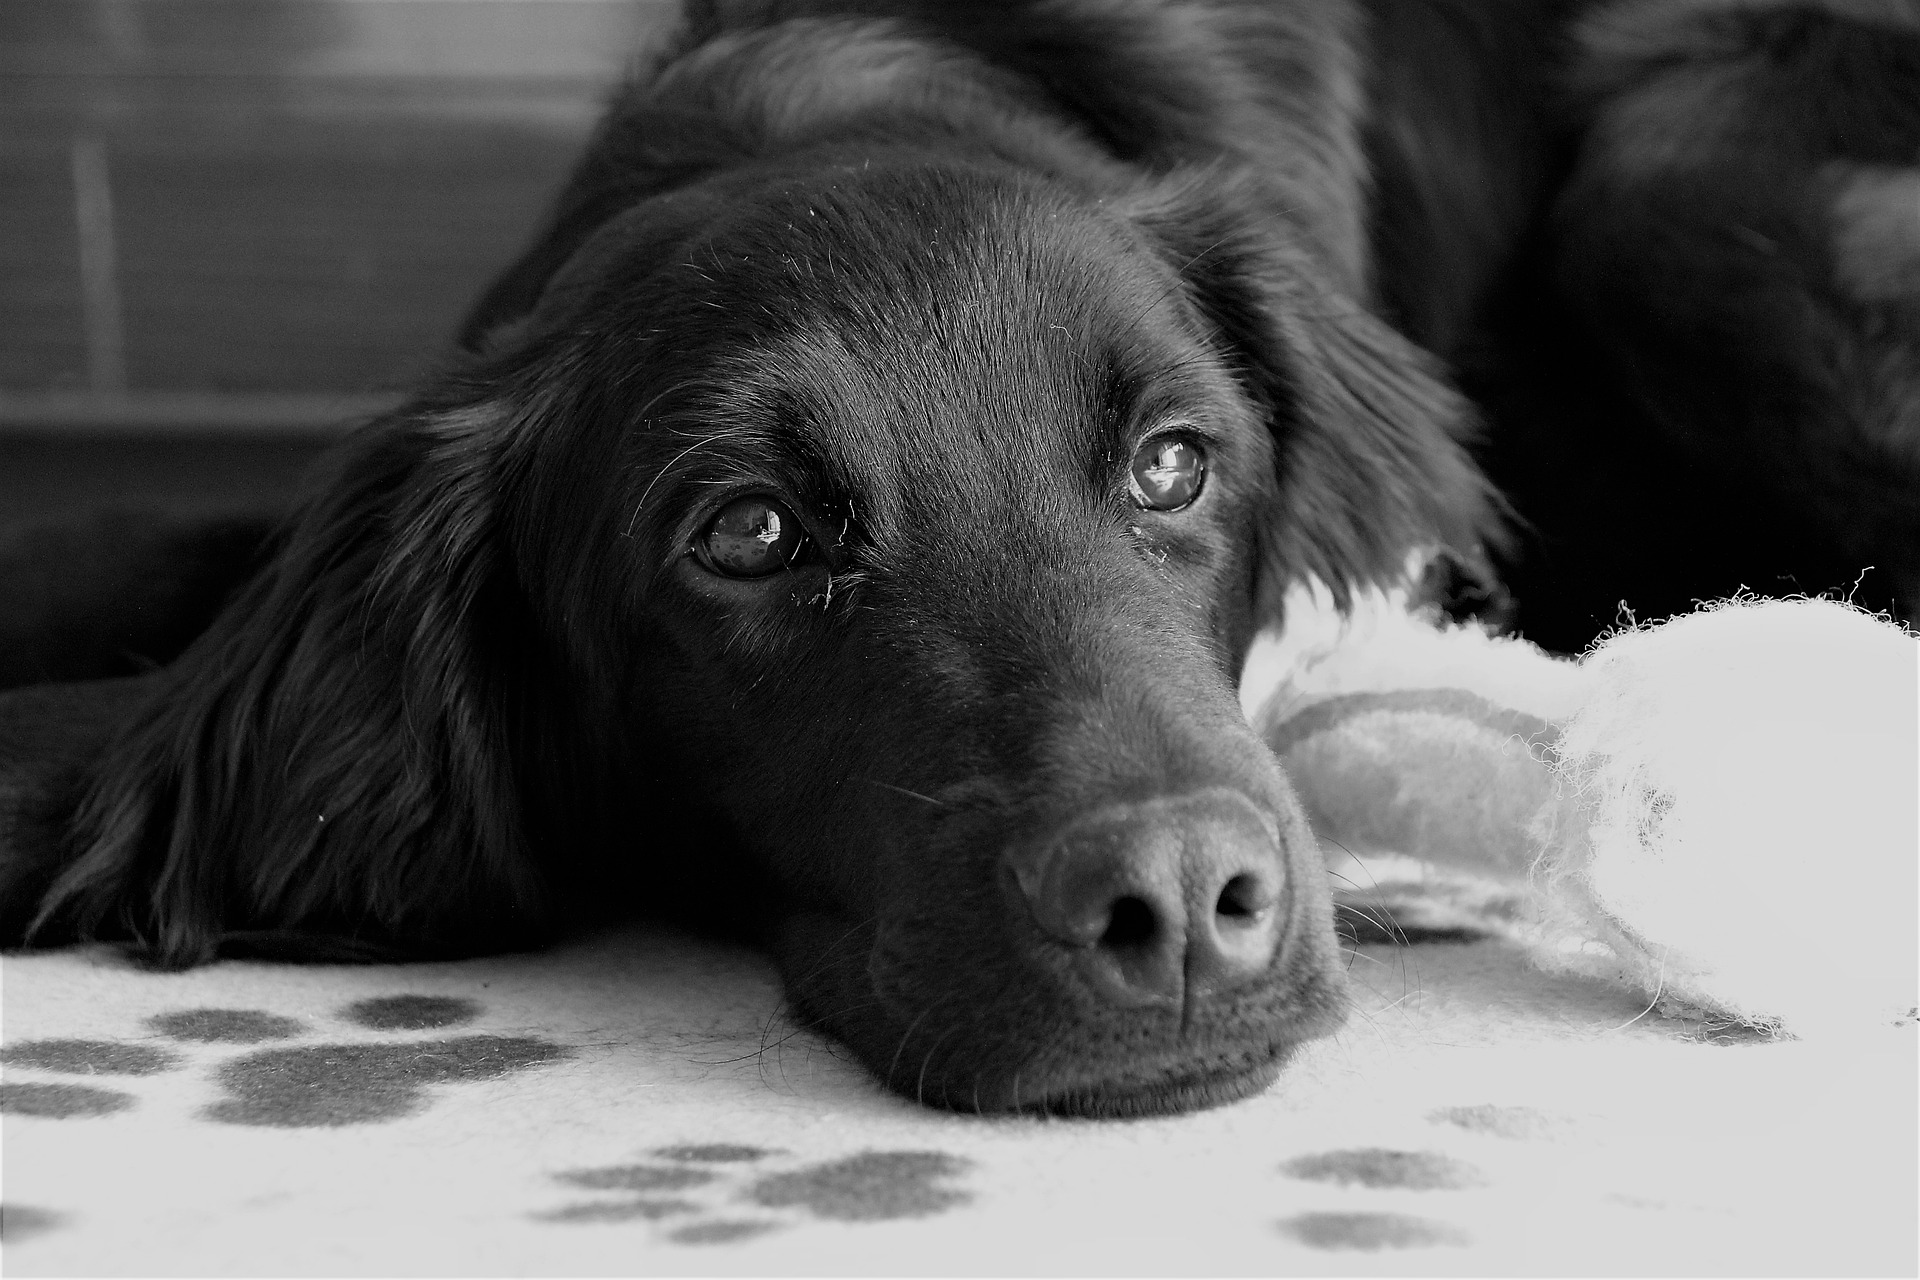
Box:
[1530, 598, 1919, 1037]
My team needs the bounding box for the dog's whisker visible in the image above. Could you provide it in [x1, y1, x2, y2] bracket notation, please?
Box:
[1131, 235, 1231, 323]
[780, 914, 882, 999]
[915, 1026, 962, 1109]
[884, 999, 947, 1091]
[624, 418, 761, 538]
[859, 778, 949, 808]
[1324, 851, 1418, 951]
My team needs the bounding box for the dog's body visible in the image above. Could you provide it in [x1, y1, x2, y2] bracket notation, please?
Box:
[3, 0, 1915, 1116]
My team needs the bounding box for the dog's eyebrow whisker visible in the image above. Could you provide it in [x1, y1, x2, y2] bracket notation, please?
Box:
[623, 418, 762, 538]
[859, 778, 949, 808]
[1123, 235, 1230, 330]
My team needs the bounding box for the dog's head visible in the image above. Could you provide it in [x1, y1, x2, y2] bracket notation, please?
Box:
[44, 151, 1496, 1116]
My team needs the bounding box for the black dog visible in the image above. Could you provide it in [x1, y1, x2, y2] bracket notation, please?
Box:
[3, 0, 1913, 1117]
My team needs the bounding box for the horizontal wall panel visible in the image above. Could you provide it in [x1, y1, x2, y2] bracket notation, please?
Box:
[2, 0, 682, 415]
[0, 0, 678, 80]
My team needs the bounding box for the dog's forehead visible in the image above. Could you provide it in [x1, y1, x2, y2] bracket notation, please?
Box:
[662, 162, 1238, 514]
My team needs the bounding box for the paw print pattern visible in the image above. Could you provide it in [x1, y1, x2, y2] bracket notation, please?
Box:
[1428, 1102, 1579, 1142]
[1271, 1105, 1591, 1252]
[0, 1039, 178, 1119]
[3, 1001, 1588, 1263]
[1281, 1211, 1473, 1251]
[0, 1204, 63, 1243]
[0, 995, 569, 1128]
[1275, 1141, 1493, 1251]
[148, 1009, 304, 1043]
[533, 1145, 974, 1244]
[1282, 1148, 1488, 1191]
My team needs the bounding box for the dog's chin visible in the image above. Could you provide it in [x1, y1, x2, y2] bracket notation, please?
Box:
[1006, 1048, 1294, 1119]
[948, 996, 1346, 1117]
[778, 906, 1350, 1118]
[857, 1039, 1288, 1117]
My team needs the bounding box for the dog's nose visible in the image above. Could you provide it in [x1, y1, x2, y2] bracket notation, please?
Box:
[1010, 789, 1287, 1006]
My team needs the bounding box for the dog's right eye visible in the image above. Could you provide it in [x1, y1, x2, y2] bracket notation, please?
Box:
[696, 496, 805, 578]
[1128, 435, 1207, 512]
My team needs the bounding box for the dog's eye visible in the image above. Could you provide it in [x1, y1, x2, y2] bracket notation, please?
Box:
[1128, 436, 1206, 511]
[697, 496, 805, 577]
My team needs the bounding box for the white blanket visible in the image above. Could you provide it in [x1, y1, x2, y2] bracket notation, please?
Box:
[5, 920, 1913, 1276]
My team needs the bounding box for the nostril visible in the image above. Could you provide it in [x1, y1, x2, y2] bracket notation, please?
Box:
[1215, 873, 1275, 925]
[1100, 896, 1159, 949]
[1007, 789, 1288, 1007]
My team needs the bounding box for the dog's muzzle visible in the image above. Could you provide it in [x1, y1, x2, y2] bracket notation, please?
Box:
[1006, 787, 1287, 1008]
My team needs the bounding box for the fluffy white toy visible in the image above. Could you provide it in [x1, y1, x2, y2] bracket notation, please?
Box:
[1246, 587, 1919, 1038]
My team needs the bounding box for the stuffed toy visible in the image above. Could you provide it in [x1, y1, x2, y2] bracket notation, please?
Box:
[1247, 587, 1919, 1039]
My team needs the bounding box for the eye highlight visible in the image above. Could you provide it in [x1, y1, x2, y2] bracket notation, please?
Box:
[1128, 436, 1207, 511]
[696, 495, 805, 577]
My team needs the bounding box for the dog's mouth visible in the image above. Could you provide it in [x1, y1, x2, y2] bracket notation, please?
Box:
[1014, 1014, 1349, 1117]
[780, 904, 1349, 1118]
[773, 776, 1349, 1116]
[882, 992, 1346, 1118]
[1027, 1048, 1291, 1119]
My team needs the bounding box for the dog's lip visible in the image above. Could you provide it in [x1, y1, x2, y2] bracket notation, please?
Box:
[1009, 1040, 1295, 1118]
[968, 991, 1348, 1118]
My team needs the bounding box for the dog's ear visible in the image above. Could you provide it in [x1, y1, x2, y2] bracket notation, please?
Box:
[32, 392, 559, 966]
[1125, 174, 1506, 619]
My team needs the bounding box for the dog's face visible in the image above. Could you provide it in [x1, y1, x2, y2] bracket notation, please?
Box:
[561, 161, 1342, 1113]
[48, 150, 1491, 1118]
[474, 156, 1486, 1113]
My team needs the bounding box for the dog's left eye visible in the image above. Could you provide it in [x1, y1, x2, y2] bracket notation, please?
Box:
[696, 496, 806, 577]
[1128, 436, 1206, 511]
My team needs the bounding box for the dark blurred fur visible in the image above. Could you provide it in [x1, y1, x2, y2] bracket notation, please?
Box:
[1477, 0, 1920, 645]
[0, 513, 276, 691]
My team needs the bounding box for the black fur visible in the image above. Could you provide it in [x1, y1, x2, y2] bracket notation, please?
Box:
[1476, 0, 1920, 644]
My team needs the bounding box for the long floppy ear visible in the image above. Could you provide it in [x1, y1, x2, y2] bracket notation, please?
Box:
[31, 391, 558, 967]
[1127, 173, 1508, 619]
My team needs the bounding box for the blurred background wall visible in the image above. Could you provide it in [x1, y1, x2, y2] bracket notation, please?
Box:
[0, 0, 674, 526]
